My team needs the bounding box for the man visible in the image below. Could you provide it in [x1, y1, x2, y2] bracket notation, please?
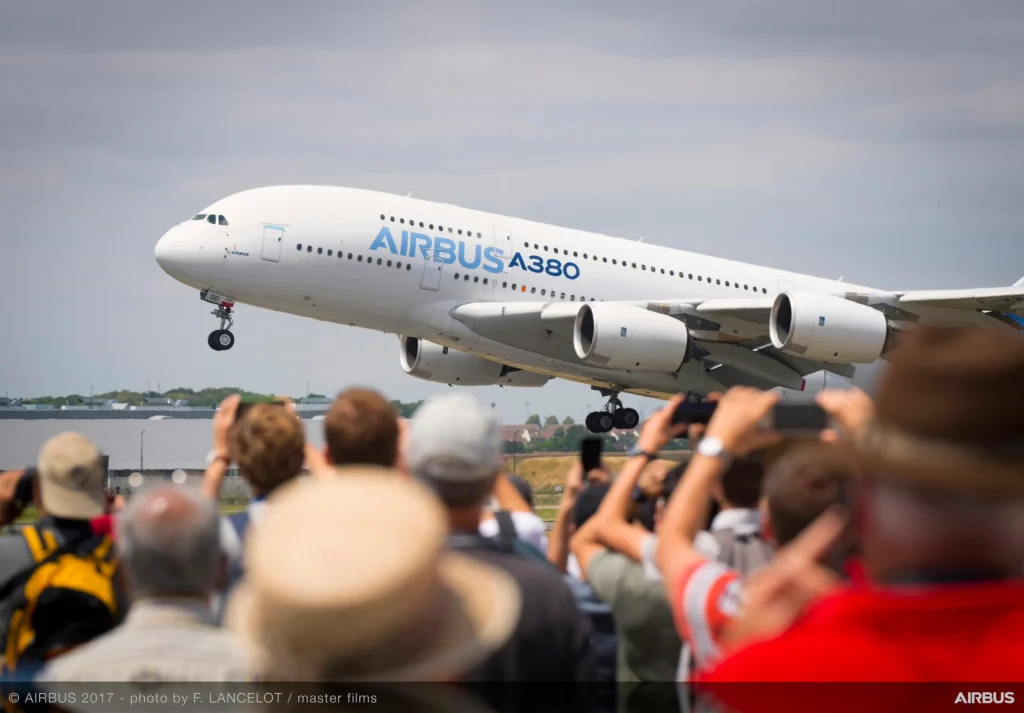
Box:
[654, 387, 845, 670]
[322, 387, 403, 469]
[222, 472, 520, 686]
[570, 452, 683, 684]
[405, 393, 599, 687]
[37, 485, 248, 682]
[0, 433, 125, 675]
[480, 472, 550, 558]
[699, 325, 1024, 706]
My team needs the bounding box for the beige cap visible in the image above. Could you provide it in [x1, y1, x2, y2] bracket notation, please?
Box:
[37, 432, 106, 520]
[225, 469, 521, 682]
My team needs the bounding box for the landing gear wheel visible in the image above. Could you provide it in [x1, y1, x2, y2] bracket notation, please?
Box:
[594, 412, 614, 433]
[585, 412, 599, 433]
[208, 329, 235, 351]
[614, 408, 640, 430]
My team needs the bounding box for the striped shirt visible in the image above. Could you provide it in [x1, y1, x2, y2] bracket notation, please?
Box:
[670, 560, 745, 672]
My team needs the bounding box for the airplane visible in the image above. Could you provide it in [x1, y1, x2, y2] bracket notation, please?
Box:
[154, 185, 1024, 433]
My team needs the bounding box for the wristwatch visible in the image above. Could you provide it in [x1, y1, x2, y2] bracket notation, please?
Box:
[696, 436, 733, 467]
[627, 445, 657, 462]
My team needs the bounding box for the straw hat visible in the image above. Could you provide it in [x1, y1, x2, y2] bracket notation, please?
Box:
[224, 470, 521, 681]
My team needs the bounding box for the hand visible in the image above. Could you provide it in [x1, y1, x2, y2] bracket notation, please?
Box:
[564, 462, 585, 502]
[703, 387, 783, 456]
[816, 388, 874, 437]
[585, 468, 611, 486]
[637, 394, 692, 453]
[304, 443, 329, 475]
[212, 394, 240, 457]
[723, 506, 847, 647]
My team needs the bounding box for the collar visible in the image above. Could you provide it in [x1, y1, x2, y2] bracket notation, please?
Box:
[126, 598, 214, 628]
[710, 508, 761, 535]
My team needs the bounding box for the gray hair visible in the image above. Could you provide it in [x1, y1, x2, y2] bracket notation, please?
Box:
[117, 484, 221, 599]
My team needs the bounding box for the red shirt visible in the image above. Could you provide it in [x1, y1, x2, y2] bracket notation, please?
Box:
[670, 559, 744, 670]
[91, 514, 115, 538]
[697, 580, 1024, 713]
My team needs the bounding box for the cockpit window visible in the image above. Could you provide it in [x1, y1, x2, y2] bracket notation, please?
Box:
[207, 215, 216, 224]
[192, 214, 207, 220]
[218, 215, 228, 226]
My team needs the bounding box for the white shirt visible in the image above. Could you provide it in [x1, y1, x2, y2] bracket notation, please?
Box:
[642, 507, 763, 583]
[479, 510, 549, 553]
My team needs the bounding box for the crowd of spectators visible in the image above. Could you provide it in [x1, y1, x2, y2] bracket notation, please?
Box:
[0, 323, 1022, 712]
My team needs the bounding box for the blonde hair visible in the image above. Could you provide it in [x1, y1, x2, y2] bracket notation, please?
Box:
[230, 405, 306, 497]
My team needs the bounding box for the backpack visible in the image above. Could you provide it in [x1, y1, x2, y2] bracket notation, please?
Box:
[490, 512, 618, 687]
[709, 528, 775, 577]
[1, 525, 119, 673]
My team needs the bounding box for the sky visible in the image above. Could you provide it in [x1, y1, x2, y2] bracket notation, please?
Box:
[2, 0, 1023, 425]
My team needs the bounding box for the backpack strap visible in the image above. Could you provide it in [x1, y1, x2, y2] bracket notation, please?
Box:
[225, 511, 251, 586]
[493, 511, 518, 549]
[0, 527, 96, 603]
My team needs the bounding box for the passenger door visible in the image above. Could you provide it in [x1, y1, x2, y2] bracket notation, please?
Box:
[420, 250, 442, 291]
[261, 225, 285, 262]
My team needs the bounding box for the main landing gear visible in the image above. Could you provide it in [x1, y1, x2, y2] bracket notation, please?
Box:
[208, 303, 235, 352]
[584, 390, 640, 434]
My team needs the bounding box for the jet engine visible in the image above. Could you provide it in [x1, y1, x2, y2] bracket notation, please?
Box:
[399, 337, 549, 387]
[573, 303, 694, 372]
[769, 291, 893, 364]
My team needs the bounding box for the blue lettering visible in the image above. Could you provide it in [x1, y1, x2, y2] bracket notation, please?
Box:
[545, 258, 562, 277]
[458, 242, 482, 269]
[527, 255, 544, 273]
[434, 237, 457, 264]
[400, 230, 409, 257]
[370, 227, 398, 254]
[482, 246, 503, 274]
[410, 233, 432, 260]
[563, 262, 580, 280]
[509, 252, 527, 271]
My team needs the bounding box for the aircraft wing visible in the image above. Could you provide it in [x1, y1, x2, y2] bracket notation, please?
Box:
[450, 298, 854, 389]
[895, 284, 1024, 315]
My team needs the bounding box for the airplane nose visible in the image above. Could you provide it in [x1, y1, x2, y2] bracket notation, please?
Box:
[155, 227, 183, 275]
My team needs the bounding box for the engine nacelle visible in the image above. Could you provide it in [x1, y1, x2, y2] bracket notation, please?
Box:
[399, 337, 549, 387]
[769, 291, 892, 364]
[573, 303, 693, 372]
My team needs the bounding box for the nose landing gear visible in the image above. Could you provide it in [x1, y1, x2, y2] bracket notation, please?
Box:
[584, 390, 640, 434]
[201, 290, 236, 352]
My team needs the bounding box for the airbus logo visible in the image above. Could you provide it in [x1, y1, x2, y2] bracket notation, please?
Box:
[954, 692, 1015, 704]
[229, 244, 249, 257]
[370, 227, 580, 280]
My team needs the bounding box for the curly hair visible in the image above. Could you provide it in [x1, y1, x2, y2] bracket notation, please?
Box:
[229, 404, 306, 497]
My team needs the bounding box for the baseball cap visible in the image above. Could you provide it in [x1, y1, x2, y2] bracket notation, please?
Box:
[406, 394, 502, 505]
[37, 432, 107, 520]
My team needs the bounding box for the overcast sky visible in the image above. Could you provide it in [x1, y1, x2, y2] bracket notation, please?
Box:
[2, 0, 1023, 424]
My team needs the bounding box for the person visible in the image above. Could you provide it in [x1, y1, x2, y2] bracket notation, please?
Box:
[404, 393, 599, 692]
[548, 462, 611, 580]
[322, 387, 403, 469]
[479, 472, 549, 559]
[570, 450, 683, 684]
[36, 485, 248, 682]
[654, 388, 845, 670]
[0, 433, 125, 677]
[222, 471, 521, 683]
[699, 325, 1024, 712]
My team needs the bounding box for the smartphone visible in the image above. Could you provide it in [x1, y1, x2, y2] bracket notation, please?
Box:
[670, 400, 830, 435]
[580, 436, 603, 473]
[235, 399, 286, 420]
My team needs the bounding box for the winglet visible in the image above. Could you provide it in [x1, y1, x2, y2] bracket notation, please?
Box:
[1014, 275, 1024, 287]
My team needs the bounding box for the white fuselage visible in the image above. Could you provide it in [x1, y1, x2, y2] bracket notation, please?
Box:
[155, 186, 907, 398]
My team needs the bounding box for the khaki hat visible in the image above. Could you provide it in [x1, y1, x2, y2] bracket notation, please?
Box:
[225, 470, 521, 682]
[37, 432, 106, 520]
[854, 324, 1024, 498]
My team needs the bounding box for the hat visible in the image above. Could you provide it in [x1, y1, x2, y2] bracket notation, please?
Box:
[406, 393, 502, 493]
[224, 470, 521, 682]
[573, 483, 610, 530]
[854, 324, 1024, 498]
[37, 433, 106, 520]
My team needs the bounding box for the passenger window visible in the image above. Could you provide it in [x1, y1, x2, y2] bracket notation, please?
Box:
[218, 215, 228, 226]
[192, 214, 206, 220]
[454, 273, 460, 280]
[317, 248, 323, 254]
[503, 282, 508, 288]
[328, 249, 333, 256]
[377, 258, 382, 265]
[449, 227, 453, 233]
[358, 255, 363, 261]
[483, 278, 488, 284]
[419, 222, 424, 228]
[698, 276, 703, 281]
[430, 224, 435, 230]
[307, 246, 312, 253]
[296, 244, 302, 251]
[541, 289, 546, 296]
[397, 261, 402, 268]
[380, 214, 385, 220]
[531, 287, 536, 293]
[473, 276, 478, 282]
[458, 230, 463, 235]
[400, 219, 405, 224]
[390, 216, 395, 222]
[387, 260, 392, 267]
[464, 275, 469, 281]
